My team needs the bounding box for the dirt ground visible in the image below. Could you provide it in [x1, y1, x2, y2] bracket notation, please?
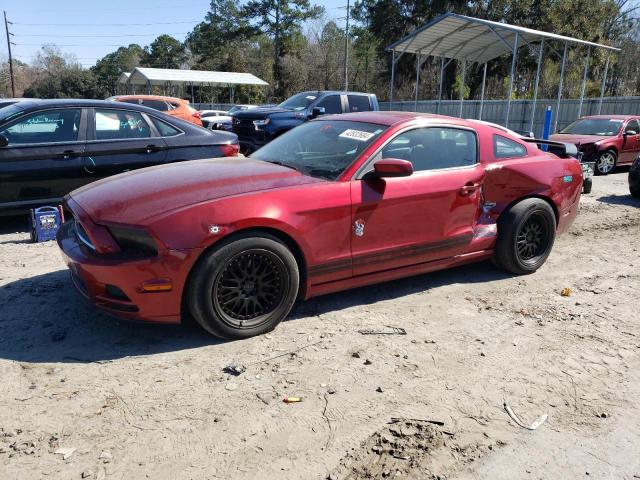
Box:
[0, 172, 639, 480]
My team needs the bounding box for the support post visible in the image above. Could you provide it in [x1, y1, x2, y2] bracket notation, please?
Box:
[598, 54, 610, 115]
[578, 47, 591, 118]
[529, 39, 544, 136]
[343, 0, 350, 91]
[459, 59, 466, 118]
[4, 10, 15, 97]
[554, 41, 568, 133]
[436, 56, 444, 114]
[389, 50, 396, 108]
[479, 62, 487, 120]
[190, 82, 195, 104]
[414, 53, 421, 112]
[505, 31, 519, 128]
[146, 80, 151, 95]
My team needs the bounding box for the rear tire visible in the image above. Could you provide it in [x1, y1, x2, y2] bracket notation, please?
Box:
[187, 234, 299, 339]
[493, 198, 556, 275]
[631, 185, 640, 198]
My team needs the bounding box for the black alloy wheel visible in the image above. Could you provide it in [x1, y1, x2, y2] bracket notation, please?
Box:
[187, 234, 299, 339]
[213, 250, 287, 329]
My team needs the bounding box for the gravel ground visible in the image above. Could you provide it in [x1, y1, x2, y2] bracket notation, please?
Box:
[0, 172, 639, 480]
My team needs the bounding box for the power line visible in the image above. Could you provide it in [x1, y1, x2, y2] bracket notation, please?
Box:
[15, 32, 189, 38]
[12, 20, 201, 26]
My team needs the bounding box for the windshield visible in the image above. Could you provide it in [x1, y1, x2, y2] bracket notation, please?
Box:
[278, 92, 319, 111]
[249, 120, 386, 180]
[0, 104, 25, 124]
[559, 118, 623, 136]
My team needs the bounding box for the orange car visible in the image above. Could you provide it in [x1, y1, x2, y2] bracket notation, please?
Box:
[108, 95, 203, 127]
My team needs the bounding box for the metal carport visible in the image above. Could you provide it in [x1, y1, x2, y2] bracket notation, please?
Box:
[120, 67, 269, 103]
[386, 13, 620, 132]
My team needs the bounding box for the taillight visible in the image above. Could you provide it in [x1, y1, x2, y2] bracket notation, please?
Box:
[219, 143, 240, 157]
[193, 111, 202, 119]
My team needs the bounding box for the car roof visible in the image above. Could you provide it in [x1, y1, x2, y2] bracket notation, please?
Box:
[111, 95, 188, 104]
[320, 111, 479, 127]
[582, 114, 636, 120]
[298, 90, 374, 96]
[6, 98, 178, 116]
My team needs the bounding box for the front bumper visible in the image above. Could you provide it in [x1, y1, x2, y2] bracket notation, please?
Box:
[56, 220, 199, 324]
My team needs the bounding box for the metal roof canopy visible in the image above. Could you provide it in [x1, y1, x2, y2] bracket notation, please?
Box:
[125, 67, 268, 87]
[386, 13, 620, 132]
[121, 67, 268, 104]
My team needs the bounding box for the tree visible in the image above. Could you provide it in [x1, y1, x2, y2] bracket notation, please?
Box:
[187, 0, 254, 61]
[140, 35, 187, 69]
[242, 0, 324, 98]
[23, 68, 105, 99]
[92, 44, 143, 95]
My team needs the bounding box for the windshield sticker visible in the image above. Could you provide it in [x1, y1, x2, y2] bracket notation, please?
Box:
[305, 95, 317, 100]
[339, 129, 375, 142]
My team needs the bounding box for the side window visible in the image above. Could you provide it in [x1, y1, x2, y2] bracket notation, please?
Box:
[0, 109, 81, 145]
[625, 119, 640, 134]
[142, 100, 170, 112]
[347, 95, 371, 112]
[151, 117, 181, 137]
[381, 127, 477, 172]
[94, 109, 151, 140]
[494, 135, 527, 158]
[316, 95, 342, 115]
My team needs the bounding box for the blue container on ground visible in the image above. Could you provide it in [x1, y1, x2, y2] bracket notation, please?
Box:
[29, 206, 62, 242]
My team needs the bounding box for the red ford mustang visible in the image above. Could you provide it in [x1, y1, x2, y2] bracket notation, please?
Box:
[57, 112, 582, 339]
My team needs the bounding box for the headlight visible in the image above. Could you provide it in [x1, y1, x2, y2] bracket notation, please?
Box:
[253, 118, 270, 127]
[108, 226, 158, 258]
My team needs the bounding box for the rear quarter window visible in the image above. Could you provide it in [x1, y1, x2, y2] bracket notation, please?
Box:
[494, 135, 527, 159]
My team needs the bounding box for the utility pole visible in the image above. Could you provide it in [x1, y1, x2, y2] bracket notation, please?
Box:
[4, 10, 15, 97]
[343, 0, 350, 91]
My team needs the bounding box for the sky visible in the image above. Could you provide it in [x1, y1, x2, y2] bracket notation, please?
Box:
[2, 0, 348, 68]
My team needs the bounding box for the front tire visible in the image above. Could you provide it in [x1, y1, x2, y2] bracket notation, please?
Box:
[187, 234, 299, 339]
[494, 198, 556, 275]
[595, 150, 617, 175]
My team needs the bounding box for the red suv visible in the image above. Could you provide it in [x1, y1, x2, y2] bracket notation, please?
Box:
[551, 115, 640, 175]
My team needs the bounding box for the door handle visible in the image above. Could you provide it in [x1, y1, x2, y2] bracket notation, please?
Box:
[59, 150, 79, 160]
[145, 144, 162, 153]
[459, 182, 482, 195]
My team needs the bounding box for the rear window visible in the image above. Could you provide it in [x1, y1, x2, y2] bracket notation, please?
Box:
[347, 95, 371, 112]
[142, 100, 170, 111]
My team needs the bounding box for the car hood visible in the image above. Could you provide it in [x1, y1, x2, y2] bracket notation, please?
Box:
[233, 107, 295, 119]
[549, 133, 612, 145]
[69, 157, 323, 225]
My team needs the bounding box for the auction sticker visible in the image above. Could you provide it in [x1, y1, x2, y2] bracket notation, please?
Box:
[339, 129, 375, 141]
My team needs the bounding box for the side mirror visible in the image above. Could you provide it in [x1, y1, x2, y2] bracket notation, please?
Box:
[310, 106, 326, 118]
[625, 129, 638, 136]
[0, 134, 8, 147]
[372, 159, 413, 178]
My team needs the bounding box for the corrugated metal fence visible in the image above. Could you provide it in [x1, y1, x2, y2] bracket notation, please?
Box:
[194, 97, 640, 137]
[193, 103, 236, 111]
[381, 97, 640, 137]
